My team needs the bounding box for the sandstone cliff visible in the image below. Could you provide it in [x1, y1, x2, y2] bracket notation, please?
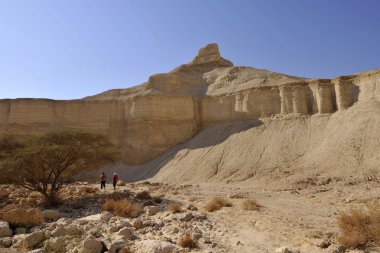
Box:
[1, 44, 380, 173]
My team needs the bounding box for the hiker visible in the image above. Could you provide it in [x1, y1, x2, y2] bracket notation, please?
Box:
[112, 172, 119, 190]
[100, 172, 107, 189]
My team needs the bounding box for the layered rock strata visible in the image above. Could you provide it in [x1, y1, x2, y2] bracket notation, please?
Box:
[0, 44, 378, 165]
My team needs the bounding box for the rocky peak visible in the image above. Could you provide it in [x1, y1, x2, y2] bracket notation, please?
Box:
[191, 43, 233, 67]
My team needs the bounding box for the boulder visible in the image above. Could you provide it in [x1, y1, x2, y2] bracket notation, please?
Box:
[82, 238, 103, 253]
[51, 226, 66, 237]
[19, 230, 45, 249]
[42, 209, 61, 221]
[44, 237, 66, 253]
[15, 227, 28, 234]
[0, 237, 12, 247]
[118, 227, 133, 239]
[0, 221, 13, 238]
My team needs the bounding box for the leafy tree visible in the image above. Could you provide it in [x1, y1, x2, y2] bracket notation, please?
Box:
[0, 130, 119, 206]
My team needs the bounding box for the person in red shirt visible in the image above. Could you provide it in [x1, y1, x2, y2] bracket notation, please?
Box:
[112, 173, 119, 190]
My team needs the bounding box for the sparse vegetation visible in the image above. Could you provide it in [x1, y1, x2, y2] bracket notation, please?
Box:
[117, 180, 126, 186]
[337, 203, 380, 248]
[0, 130, 119, 206]
[204, 197, 232, 212]
[136, 190, 152, 200]
[2, 208, 44, 228]
[178, 234, 198, 248]
[168, 202, 182, 213]
[101, 198, 141, 218]
[189, 196, 198, 202]
[241, 199, 261, 211]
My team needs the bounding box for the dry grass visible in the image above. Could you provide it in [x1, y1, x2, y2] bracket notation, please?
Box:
[178, 234, 197, 248]
[241, 199, 261, 211]
[135, 190, 152, 200]
[189, 196, 198, 202]
[2, 208, 44, 228]
[102, 198, 142, 218]
[204, 197, 232, 212]
[168, 202, 182, 213]
[337, 203, 380, 248]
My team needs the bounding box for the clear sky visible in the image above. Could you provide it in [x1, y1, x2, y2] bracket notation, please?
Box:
[1, 0, 379, 99]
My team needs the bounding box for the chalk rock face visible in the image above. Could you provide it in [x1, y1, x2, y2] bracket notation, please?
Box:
[0, 43, 379, 170]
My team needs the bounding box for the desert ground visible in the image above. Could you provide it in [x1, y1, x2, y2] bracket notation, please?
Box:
[1, 176, 380, 253]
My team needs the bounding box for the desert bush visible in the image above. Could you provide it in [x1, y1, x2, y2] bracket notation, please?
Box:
[337, 203, 380, 248]
[204, 197, 232, 212]
[178, 234, 197, 248]
[136, 190, 151, 200]
[241, 199, 261, 211]
[2, 208, 44, 228]
[0, 130, 119, 206]
[117, 180, 126, 186]
[102, 198, 141, 218]
[168, 202, 182, 213]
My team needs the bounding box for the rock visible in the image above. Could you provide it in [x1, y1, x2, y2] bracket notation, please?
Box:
[132, 219, 144, 230]
[30, 226, 42, 233]
[107, 239, 127, 253]
[15, 227, 28, 234]
[118, 227, 134, 239]
[42, 209, 61, 221]
[186, 204, 198, 211]
[0, 237, 12, 247]
[0, 221, 13, 238]
[275, 247, 290, 253]
[136, 240, 176, 253]
[191, 43, 233, 67]
[178, 212, 193, 222]
[109, 226, 119, 233]
[100, 211, 114, 222]
[51, 226, 66, 237]
[44, 237, 66, 253]
[145, 206, 160, 216]
[82, 238, 103, 253]
[19, 230, 45, 249]
[28, 249, 46, 253]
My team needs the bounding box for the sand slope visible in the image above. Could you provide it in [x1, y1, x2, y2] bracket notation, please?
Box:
[130, 96, 380, 188]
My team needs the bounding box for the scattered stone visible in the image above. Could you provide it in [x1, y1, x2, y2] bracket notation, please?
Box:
[15, 227, 28, 234]
[178, 212, 193, 222]
[42, 209, 61, 221]
[82, 238, 103, 253]
[0, 237, 12, 247]
[19, 230, 45, 249]
[118, 227, 134, 239]
[0, 221, 13, 238]
[275, 247, 290, 253]
[100, 211, 114, 222]
[51, 226, 66, 237]
[146, 206, 160, 216]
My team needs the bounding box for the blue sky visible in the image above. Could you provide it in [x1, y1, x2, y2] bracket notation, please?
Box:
[0, 0, 379, 99]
